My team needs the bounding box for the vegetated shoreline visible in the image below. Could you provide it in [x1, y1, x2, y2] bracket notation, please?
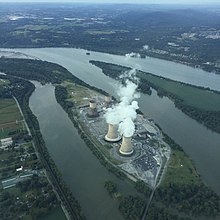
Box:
[0, 45, 218, 74]
[1, 57, 219, 219]
[55, 81, 220, 220]
[89, 60, 220, 134]
[0, 78, 85, 218]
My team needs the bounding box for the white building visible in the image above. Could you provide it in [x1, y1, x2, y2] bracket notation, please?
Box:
[0, 137, 13, 150]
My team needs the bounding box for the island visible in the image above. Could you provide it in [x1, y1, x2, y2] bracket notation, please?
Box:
[1, 57, 219, 219]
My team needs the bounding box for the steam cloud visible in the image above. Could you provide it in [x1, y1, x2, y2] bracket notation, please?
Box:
[105, 69, 140, 137]
[143, 45, 149, 50]
[125, 52, 141, 58]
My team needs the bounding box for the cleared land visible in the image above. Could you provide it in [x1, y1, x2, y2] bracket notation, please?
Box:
[0, 98, 22, 124]
[63, 81, 99, 106]
[163, 149, 199, 186]
[0, 98, 24, 138]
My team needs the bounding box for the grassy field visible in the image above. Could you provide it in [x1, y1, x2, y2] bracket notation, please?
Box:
[0, 98, 22, 124]
[162, 149, 200, 186]
[138, 72, 220, 111]
[0, 98, 23, 138]
[63, 81, 100, 107]
[0, 79, 9, 86]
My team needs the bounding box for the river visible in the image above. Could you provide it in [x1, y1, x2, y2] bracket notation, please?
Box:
[7, 47, 220, 92]
[29, 81, 144, 220]
[19, 48, 220, 217]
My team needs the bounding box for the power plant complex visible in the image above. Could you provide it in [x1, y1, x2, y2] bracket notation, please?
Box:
[81, 92, 171, 187]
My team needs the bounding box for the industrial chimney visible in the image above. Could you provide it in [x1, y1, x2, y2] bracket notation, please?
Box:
[105, 124, 121, 142]
[87, 100, 99, 118]
[119, 136, 133, 156]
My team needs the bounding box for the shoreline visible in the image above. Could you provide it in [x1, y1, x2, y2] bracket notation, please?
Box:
[0, 46, 218, 75]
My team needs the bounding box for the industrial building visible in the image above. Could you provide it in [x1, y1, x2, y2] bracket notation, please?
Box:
[0, 137, 13, 150]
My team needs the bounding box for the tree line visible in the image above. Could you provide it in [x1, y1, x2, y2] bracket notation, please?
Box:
[0, 74, 85, 220]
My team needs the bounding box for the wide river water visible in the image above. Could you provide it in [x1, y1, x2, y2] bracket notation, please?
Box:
[29, 81, 141, 220]
[14, 48, 220, 218]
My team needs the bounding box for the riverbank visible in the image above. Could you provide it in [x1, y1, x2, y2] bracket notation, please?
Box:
[0, 72, 85, 219]
[55, 79, 220, 220]
[0, 77, 68, 220]
[3, 48, 220, 92]
[1, 56, 220, 219]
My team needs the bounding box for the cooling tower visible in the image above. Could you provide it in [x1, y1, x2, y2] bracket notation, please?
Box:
[105, 124, 121, 142]
[119, 136, 133, 156]
[87, 100, 99, 118]
[89, 100, 97, 109]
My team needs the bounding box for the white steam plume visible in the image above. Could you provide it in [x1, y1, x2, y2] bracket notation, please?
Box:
[125, 52, 141, 59]
[118, 118, 135, 137]
[143, 45, 149, 50]
[105, 69, 139, 137]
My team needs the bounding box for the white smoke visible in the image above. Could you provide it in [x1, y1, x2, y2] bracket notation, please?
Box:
[125, 52, 141, 58]
[118, 118, 135, 137]
[117, 80, 140, 104]
[119, 68, 139, 84]
[105, 69, 139, 137]
[143, 45, 149, 50]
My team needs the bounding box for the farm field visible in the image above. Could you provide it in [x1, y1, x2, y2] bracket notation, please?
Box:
[0, 98, 24, 138]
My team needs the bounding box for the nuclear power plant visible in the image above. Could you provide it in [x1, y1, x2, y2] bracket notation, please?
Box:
[75, 67, 171, 188]
[87, 100, 99, 118]
[104, 123, 121, 142]
[119, 135, 134, 155]
[79, 92, 170, 188]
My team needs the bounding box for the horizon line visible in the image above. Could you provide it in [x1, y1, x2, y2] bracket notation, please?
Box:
[0, 1, 220, 4]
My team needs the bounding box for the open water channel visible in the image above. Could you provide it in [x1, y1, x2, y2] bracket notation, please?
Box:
[13, 48, 220, 219]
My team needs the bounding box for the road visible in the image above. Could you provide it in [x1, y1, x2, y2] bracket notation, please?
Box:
[141, 148, 170, 220]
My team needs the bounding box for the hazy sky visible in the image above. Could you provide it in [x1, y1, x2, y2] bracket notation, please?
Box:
[0, 0, 219, 4]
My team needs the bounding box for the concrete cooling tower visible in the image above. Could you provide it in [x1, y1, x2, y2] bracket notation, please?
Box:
[105, 124, 121, 142]
[87, 100, 99, 118]
[119, 136, 134, 156]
